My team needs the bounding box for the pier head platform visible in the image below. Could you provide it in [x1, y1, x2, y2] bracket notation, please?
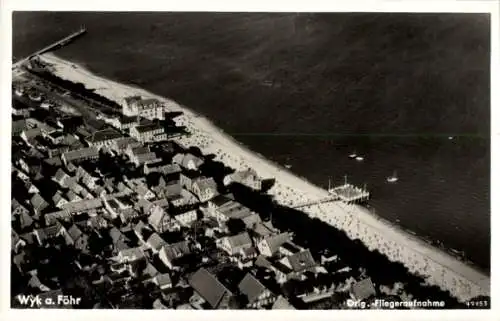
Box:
[328, 183, 370, 204]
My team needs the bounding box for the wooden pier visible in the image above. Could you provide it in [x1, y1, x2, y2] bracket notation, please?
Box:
[292, 175, 370, 209]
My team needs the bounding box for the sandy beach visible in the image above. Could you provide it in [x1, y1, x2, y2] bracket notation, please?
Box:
[33, 52, 490, 301]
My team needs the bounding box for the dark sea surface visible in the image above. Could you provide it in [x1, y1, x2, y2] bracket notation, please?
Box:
[12, 12, 491, 272]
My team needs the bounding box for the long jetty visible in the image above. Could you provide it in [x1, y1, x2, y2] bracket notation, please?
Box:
[12, 27, 87, 69]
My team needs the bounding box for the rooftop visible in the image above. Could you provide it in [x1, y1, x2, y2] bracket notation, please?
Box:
[238, 273, 269, 304]
[88, 128, 123, 143]
[226, 232, 252, 249]
[62, 147, 99, 162]
[286, 249, 317, 273]
[134, 123, 164, 134]
[350, 277, 377, 300]
[189, 268, 232, 309]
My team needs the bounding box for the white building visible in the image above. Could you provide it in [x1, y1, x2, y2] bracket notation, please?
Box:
[122, 96, 166, 120]
[130, 123, 168, 143]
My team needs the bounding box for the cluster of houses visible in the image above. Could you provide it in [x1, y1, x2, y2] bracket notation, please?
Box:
[11, 84, 381, 309]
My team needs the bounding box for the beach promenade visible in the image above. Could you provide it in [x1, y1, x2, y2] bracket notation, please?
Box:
[34, 53, 490, 302]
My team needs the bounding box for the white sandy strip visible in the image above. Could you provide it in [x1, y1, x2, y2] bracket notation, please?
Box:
[37, 53, 489, 301]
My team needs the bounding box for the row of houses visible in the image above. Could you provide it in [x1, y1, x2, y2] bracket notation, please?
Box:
[11, 87, 380, 310]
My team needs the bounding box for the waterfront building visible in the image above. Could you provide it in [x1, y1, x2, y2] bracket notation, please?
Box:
[211, 199, 254, 225]
[241, 213, 262, 230]
[130, 122, 168, 143]
[251, 221, 279, 242]
[205, 194, 234, 215]
[191, 177, 219, 203]
[104, 114, 138, 131]
[257, 232, 292, 257]
[279, 242, 303, 257]
[173, 153, 204, 171]
[122, 96, 167, 120]
[224, 168, 262, 190]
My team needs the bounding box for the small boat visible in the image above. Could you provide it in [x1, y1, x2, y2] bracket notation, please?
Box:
[386, 170, 398, 183]
[355, 156, 364, 162]
[348, 151, 357, 159]
[448, 136, 454, 140]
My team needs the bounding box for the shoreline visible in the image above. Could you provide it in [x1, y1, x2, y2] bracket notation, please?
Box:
[32, 52, 490, 301]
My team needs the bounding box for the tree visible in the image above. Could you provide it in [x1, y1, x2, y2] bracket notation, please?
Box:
[88, 232, 108, 256]
[228, 294, 249, 309]
[281, 279, 301, 298]
[227, 218, 246, 235]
